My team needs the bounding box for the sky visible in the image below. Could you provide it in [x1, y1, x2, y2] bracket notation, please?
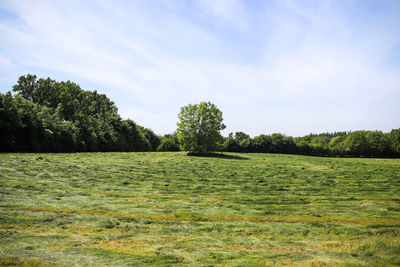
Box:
[1, 0, 399, 137]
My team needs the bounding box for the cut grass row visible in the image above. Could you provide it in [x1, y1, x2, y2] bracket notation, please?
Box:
[1, 152, 399, 266]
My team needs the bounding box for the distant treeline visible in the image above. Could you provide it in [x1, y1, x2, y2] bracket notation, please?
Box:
[1, 74, 399, 157]
[222, 131, 400, 158]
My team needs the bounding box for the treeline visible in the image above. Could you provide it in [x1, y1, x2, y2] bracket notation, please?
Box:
[222, 130, 400, 158]
[0, 74, 160, 152]
[1, 74, 399, 157]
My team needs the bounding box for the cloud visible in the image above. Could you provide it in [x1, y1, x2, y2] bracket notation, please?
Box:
[193, 0, 249, 30]
[0, 0, 399, 136]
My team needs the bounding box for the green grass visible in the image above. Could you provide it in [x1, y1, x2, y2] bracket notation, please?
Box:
[0, 152, 399, 266]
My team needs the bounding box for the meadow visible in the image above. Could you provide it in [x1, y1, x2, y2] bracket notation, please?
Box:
[0, 152, 399, 266]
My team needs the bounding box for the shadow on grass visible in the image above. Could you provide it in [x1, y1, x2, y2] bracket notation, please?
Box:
[187, 152, 249, 160]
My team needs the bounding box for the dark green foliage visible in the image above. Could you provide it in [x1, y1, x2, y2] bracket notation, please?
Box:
[252, 133, 296, 153]
[223, 130, 400, 158]
[344, 131, 369, 156]
[177, 102, 226, 153]
[389, 129, 400, 154]
[293, 131, 399, 158]
[233, 131, 250, 143]
[224, 132, 296, 154]
[223, 137, 239, 152]
[0, 92, 49, 151]
[116, 119, 150, 152]
[157, 133, 180, 151]
[1, 74, 160, 152]
[223, 132, 251, 152]
[139, 127, 161, 151]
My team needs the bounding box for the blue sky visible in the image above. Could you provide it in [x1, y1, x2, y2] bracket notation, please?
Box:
[1, 0, 399, 137]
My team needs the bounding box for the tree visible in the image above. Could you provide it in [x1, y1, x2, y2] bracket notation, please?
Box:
[12, 74, 38, 102]
[252, 134, 272, 153]
[177, 101, 226, 153]
[344, 131, 369, 156]
[140, 127, 161, 151]
[223, 137, 239, 152]
[234, 132, 250, 143]
[4, 74, 156, 152]
[389, 128, 400, 156]
[328, 135, 346, 156]
[223, 132, 250, 152]
[157, 133, 180, 152]
[365, 131, 390, 157]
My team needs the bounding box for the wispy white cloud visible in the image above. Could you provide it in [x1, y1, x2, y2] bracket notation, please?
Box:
[0, 0, 399, 136]
[193, 0, 249, 30]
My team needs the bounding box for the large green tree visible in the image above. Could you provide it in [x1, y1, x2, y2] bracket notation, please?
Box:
[177, 101, 226, 153]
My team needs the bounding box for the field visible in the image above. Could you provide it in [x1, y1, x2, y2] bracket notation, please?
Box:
[0, 152, 399, 266]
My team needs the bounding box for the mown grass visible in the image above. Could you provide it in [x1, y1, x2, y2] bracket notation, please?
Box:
[0, 152, 399, 266]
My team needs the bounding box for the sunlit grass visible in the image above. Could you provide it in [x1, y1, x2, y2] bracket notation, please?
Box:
[0, 152, 399, 266]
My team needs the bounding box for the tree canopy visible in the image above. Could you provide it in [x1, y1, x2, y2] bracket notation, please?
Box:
[1, 74, 159, 152]
[176, 102, 226, 153]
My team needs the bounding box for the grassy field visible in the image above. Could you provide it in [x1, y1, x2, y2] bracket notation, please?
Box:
[0, 152, 399, 266]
